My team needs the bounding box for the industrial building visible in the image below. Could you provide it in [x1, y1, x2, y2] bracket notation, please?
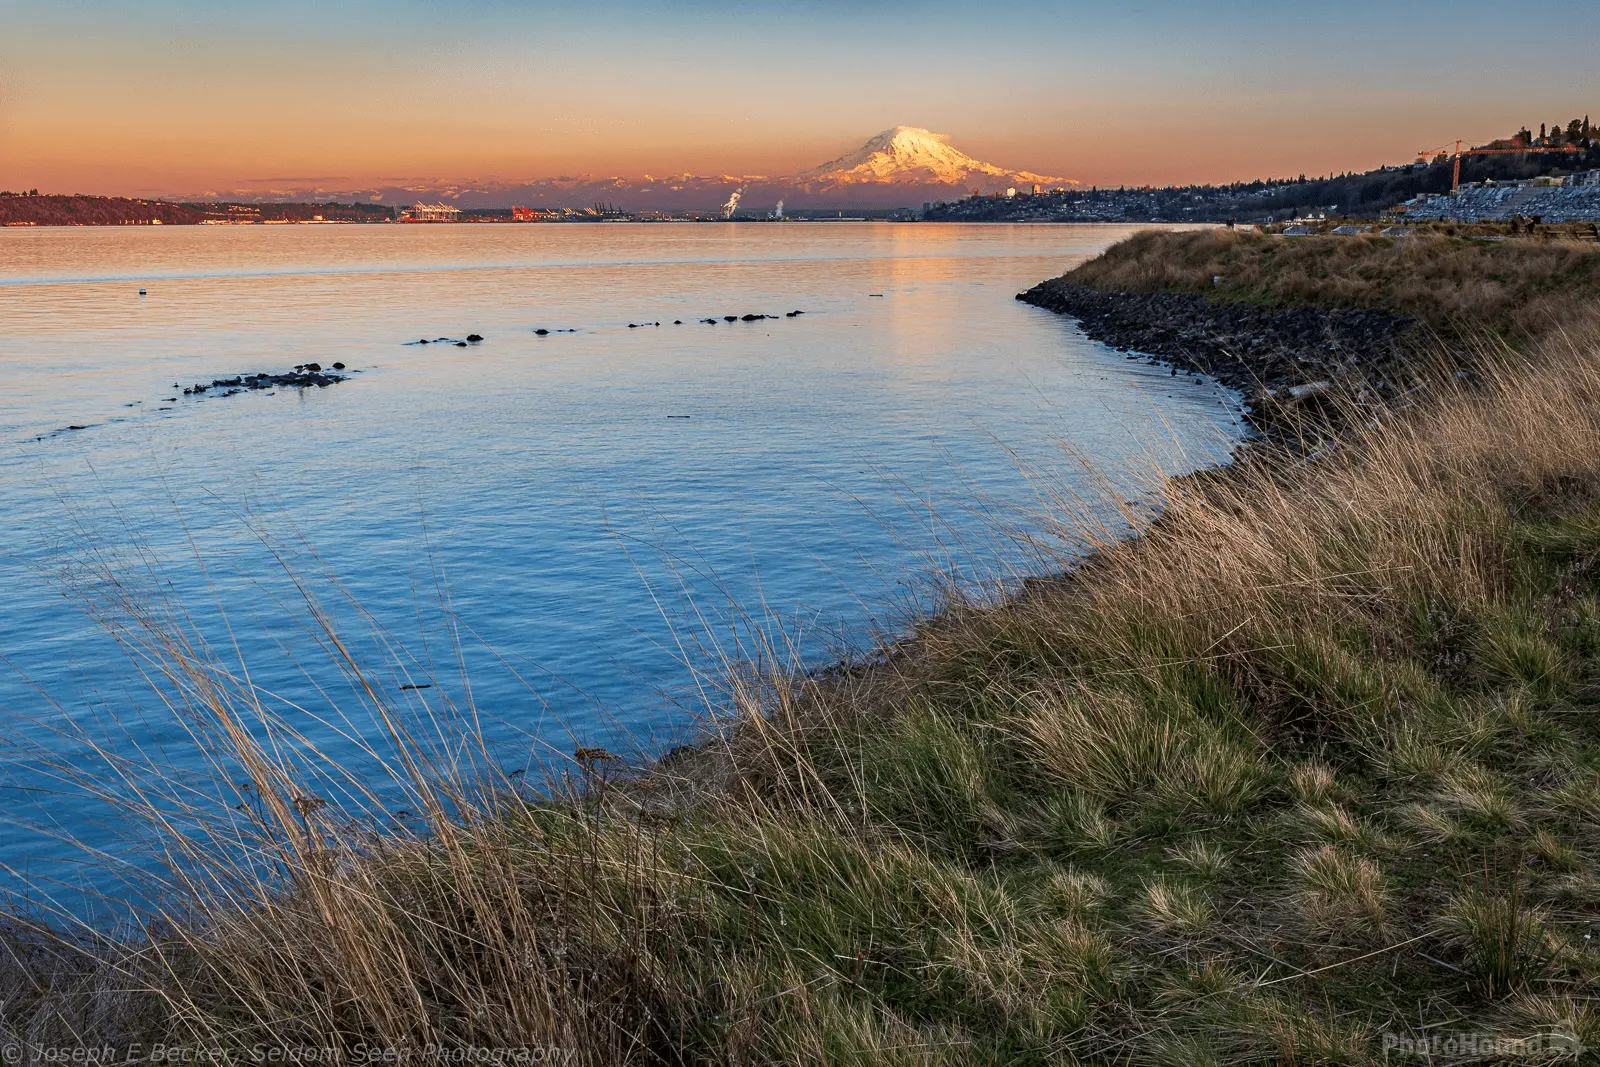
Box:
[401, 202, 462, 223]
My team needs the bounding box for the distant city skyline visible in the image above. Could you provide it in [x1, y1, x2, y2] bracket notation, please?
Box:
[3, 0, 1597, 197]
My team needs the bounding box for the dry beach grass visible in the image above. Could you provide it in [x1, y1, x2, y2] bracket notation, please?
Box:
[1065, 227, 1600, 343]
[7, 276, 1600, 1063]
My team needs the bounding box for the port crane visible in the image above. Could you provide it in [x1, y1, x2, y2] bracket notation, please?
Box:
[1417, 139, 1584, 193]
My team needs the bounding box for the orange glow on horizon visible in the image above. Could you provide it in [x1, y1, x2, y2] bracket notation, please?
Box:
[4, 4, 1592, 200]
[1, 112, 1525, 201]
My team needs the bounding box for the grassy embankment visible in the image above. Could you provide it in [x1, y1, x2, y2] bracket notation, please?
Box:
[9, 234, 1600, 1064]
[1065, 227, 1600, 344]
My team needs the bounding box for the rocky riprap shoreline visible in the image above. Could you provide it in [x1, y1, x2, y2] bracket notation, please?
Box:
[1017, 279, 1424, 440]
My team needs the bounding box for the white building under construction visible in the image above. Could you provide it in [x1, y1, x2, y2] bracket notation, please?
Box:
[1403, 172, 1600, 222]
[402, 202, 462, 223]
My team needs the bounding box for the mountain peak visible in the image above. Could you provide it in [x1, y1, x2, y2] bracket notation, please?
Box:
[793, 126, 1073, 189]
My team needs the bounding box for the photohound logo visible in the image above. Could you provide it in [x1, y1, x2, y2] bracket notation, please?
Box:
[1382, 1030, 1583, 1060]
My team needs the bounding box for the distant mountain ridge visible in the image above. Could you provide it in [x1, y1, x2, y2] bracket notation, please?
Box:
[184, 127, 1074, 212]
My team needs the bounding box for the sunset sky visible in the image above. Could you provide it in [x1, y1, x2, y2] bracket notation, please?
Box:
[3, 0, 1597, 197]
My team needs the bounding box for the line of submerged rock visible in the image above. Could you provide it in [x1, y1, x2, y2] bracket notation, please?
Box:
[41, 310, 814, 440]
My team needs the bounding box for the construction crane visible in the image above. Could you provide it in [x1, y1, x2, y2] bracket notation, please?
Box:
[1417, 139, 1585, 193]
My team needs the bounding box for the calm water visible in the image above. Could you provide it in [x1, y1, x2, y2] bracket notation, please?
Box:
[0, 222, 1242, 913]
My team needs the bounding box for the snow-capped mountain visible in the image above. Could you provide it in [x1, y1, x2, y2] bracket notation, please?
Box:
[197, 127, 1072, 211]
[792, 126, 1071, 190]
